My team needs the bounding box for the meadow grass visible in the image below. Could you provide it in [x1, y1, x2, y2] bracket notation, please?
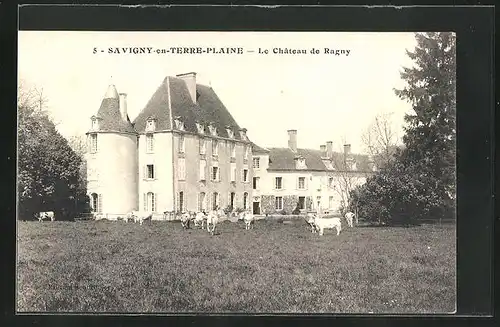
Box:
[17, 219, 456, 313]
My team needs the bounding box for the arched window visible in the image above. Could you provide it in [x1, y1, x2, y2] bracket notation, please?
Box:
[147, 192, 156, 212]
[90, 193, 98, 212]
[213, 192, 219, 210]
[198, 192, 206, 212]
[243, 192, 248, 210]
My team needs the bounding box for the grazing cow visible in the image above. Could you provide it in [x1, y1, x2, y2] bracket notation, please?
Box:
[345, 211, 355, 228]
[37, 211, 55, 222]
[313, 215, 342, 236]
[129, 211, 153, 225]
[194, 211, 207, 228]
[180, 211, 195, 229]
[306, 213, 317, 233]
[242, 210, 255, 230]
[206, 208, 224, 235]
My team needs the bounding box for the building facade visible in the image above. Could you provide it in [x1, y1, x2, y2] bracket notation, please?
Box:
[251, 130, 376, 216]
[86, 72, 253, 219]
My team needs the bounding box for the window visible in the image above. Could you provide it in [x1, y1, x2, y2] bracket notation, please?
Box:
[90, 193, 99, 212]
[179, 135, 185, 153]
[253, 177, 260, 190]
[230, 163, 236, 182]
[212, 140, 219, 155]
[90, 134, 98, 153]
[146, 134, 154, 153]
[199, 160, 206, 180]
[212, 166, 220, 181]
[212, 192, 219, 210]
[298, 196, 305, 210]
[275, 196, 283, 210]
[144, 192, 156, 212]
[243, 192, 248, 210]
[329, 196, 334, 209]
[178, 192, 184, 212]
[253, 157, 260, 169]
[316, 196, 322, 211]
[178, 158, 186, 180]
[298, 177, 306, 189]
[196, 122, 205, 134]
[242, 169, 249, 182]
[328, 177, 334, 188]
[145, 164, 155, 179]
[230, 143, 236, 158]
[198, 192, 206, 211]
[91, 119, 98, 130]
[146, 119, 156, 132]
[230, 192, 235, 207]
[199, 139, 206, 154]
[275, 177, 283, 189]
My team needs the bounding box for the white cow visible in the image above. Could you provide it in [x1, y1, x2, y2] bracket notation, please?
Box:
[242, 210, 255, 230]
[37, 211, 55, 222]
[129, 211, 153, 225]
[206, 208, 224, 235]
[345, 211, 355, 227]
[306, 213, 317, 233]
[194, 211, 207, 228]
[180, 211, 195, 229]
[313, 215, 342, 236]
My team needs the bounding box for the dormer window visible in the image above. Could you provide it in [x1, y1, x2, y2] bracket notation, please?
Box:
[226, 127, 234, 139]
[239, 128, 247, 140]
[208, 123, 217, 136]
[195, 122, 205, 134]
[174, 116, 185, 131]
[90, 115, 101, 131]
[295, 156, 307, 169]
[146, 118, 156, 132]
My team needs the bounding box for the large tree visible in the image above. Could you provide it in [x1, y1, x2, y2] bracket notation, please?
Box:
[395, 32, 456, 203]
[18, 83, 85, 220]
[350, 32, 456, 225]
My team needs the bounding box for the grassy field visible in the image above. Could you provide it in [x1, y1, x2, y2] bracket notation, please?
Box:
[17, 219, 456, 313]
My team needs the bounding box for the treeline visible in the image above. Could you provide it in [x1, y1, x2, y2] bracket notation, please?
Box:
[349, 32, 456, 226]
[17, 84, 89, 220]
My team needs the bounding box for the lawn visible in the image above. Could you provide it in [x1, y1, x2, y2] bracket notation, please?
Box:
[16, 219, 456, 313]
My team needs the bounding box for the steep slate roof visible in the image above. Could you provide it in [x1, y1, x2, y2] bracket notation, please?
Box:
[252, 142, 270, 153]
[133, 76, 246, 140]
[266, 147, 372, 172]
[92, 85, 136, 134]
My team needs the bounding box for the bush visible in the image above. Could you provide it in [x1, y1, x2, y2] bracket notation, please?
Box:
[291, 203, 300, 215]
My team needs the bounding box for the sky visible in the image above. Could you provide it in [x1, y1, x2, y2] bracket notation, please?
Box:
[18, 31, 417, 154]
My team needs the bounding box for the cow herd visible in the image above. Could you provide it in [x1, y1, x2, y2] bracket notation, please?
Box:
[35, 209, 356, 237]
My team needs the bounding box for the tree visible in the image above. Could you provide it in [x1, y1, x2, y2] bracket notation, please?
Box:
[361, 112, 399, 168]
[351, 32, 456, 225]
[395, 32, 456, 216]
[18, 83, 85, 220]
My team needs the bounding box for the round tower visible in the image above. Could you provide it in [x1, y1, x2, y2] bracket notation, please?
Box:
[85, 84, 138, 219]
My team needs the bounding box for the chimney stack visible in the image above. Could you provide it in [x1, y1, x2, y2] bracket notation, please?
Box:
[119, 93, 128, 121]
[344, 144, 351, 157]
[326, 141, 333, 158]
[287, 129, 297, 152]
[176, 72, 197, 103]
[320, 145, 327, 157]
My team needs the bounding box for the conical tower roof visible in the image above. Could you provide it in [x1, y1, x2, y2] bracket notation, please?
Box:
[89, 85, 136, 134]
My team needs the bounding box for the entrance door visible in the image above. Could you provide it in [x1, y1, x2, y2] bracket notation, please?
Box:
[253, 202, 260, 215]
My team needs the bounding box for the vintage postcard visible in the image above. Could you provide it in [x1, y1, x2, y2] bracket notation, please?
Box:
[17, 30, 456, 314]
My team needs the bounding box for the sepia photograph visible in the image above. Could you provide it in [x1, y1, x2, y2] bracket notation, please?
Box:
[17, 30, 457, 314]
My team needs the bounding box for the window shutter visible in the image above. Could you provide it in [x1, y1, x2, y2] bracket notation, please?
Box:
[98, 194, 103, 213]
[143, 193, 147, 211]
[143, 165, 146, 179]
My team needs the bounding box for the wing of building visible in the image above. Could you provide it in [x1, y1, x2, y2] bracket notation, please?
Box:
[85, 72, 376, 220]
[251, 130, 377, 216]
